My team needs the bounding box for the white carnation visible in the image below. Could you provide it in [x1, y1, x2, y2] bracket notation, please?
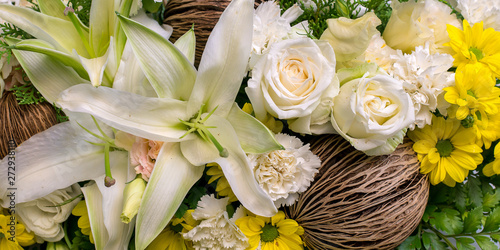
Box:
[450, 0, 500, 31]
[388, 44, 455, 129]
[183, 195, 249, 250]
[250, 1, 308, 68]
[248, 133, 321, 207]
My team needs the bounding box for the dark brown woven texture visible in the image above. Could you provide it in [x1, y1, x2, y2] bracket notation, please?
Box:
[0, 91, 58, 158]
[286, 135, 429, 250]
[164, 0, 262, 67]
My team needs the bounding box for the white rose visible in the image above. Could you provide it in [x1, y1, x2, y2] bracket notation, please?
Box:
[331, 73, 415, 155]
[382, 0, 461, 54]
[17, 184, 82, 242]
[246, 38, 338, 125]
[320, 12, 381, 64]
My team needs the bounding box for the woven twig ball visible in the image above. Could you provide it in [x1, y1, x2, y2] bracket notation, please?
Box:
[0, 91, 58, 158]
[286, 135, 429, 249]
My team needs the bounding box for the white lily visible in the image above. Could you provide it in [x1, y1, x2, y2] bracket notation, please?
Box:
[57, 0, 281, 248]
[0, 0, 171, 100]
[0, 113, 135, 249]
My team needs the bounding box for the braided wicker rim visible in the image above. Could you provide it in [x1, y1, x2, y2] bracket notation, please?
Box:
[286, 135, 429, 250]
[0, 91, 58, 159]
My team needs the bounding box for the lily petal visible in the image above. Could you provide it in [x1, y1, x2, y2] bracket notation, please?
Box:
[7, 38, 89, 80]
[0, 121, 114, 207]
[81, 183, 108, 250]
[74, 45, 111, 87]
[93, 152, 135, 250]
[117, 13, 196, 100]
[38, 0, 70, 21]
[0, 5, 89, 56]
[135, 143, 204, 250]
[89, 0, 114, 57]
[188, 0, 253, 116]
[57, 84, 193, 142]
[227, 103, 283, 154]
[11, 48, 89, 103]
[113, 42, 157, 97]
[174, 27, 196, 65]
[180, 115, 277, 217]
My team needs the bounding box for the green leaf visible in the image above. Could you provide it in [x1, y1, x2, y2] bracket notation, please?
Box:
[463, 207, 483, 233]
[456, 237, 475, 250]
[422, 232, 447, 250]
[491, 234, 500, 242]
[474, 236, 498, 250]
[454, 184, 467, 213]
[467, 176, 483, 208]
[483, 207, 500, 232]
[483, 191, 500, 212]
[430, 208, 463, 234]
[398, 235, 421, 250]
[423, 205, 438, 223]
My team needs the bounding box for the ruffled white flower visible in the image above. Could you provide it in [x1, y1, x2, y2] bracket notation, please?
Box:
[388, 44, 455, 129]
[250, 1, 308, 68]
[183, 195, 249, 250]
[248, 133, 321, 207]
[363, 33, 399, 71]
[449, 0, 500, 31]
[16, 184, 82, 242]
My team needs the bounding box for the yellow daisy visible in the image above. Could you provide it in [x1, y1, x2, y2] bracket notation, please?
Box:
[445, 20, 500, 78]
[147, 210, 197, 250]
[72, 200, 94, 244]
[235, 211, 304, 250]
[206, 163, 238, 202]
[0, 212, 36, 250]
[483, 143, 500, 176]
[408, 116, 483, 187]
[444, 67, 500, 120]
[472, 110, 500, 149]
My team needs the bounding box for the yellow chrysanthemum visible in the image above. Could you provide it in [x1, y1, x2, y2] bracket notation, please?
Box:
[408, 116, 483, 187]
[72, 200, 94, 244]
[483, 143, 500, 176]
[206, 163, 238, 202]
[472, 110, 500, 149]
[235, 211, 304, 250]
[444, 67, 500, 120]
[147, 210, 197, 250]
[0, 212, 36, 250]
[445, 20, 500, 78]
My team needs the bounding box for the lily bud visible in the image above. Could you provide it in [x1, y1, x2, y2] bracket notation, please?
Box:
[47, 241, 70, 250]
[120, 177, 147, 223]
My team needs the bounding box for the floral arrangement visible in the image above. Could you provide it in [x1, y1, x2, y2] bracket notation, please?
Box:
[0, 0, 500, 249]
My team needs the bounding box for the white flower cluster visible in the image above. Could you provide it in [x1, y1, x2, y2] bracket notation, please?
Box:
[449, 0, 500, 31]
[183, 195, 249, 250]
[248, 133, 321, 207]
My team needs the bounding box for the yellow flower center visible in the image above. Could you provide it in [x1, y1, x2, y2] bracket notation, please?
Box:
[261, 224, 279, 242]
[469, 47, 484, 60]
[436, 139, 454, 157]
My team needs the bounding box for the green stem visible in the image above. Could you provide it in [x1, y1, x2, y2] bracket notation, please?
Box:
[104, 144, 112, 179]
[63, 221, 72, 248]
[428, 225, 457, 250]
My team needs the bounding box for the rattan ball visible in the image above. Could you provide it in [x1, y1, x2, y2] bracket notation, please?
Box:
[0, 91, 58, 158]
[285, 135, 429, 249]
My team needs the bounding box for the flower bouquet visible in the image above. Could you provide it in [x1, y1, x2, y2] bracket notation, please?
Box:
[1, 0, 500, 249]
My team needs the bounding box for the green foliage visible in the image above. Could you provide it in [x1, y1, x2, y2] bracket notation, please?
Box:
[10, 81, 46, 105]
[69, 0, 92, 27]
[70, 230, 95, 250]
[174, 182, 207, 219]
[54, 105, 70, 123]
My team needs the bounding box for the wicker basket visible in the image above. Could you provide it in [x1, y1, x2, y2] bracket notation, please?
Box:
[285, 135, 429, 249]
[0, 91, 58, 158]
